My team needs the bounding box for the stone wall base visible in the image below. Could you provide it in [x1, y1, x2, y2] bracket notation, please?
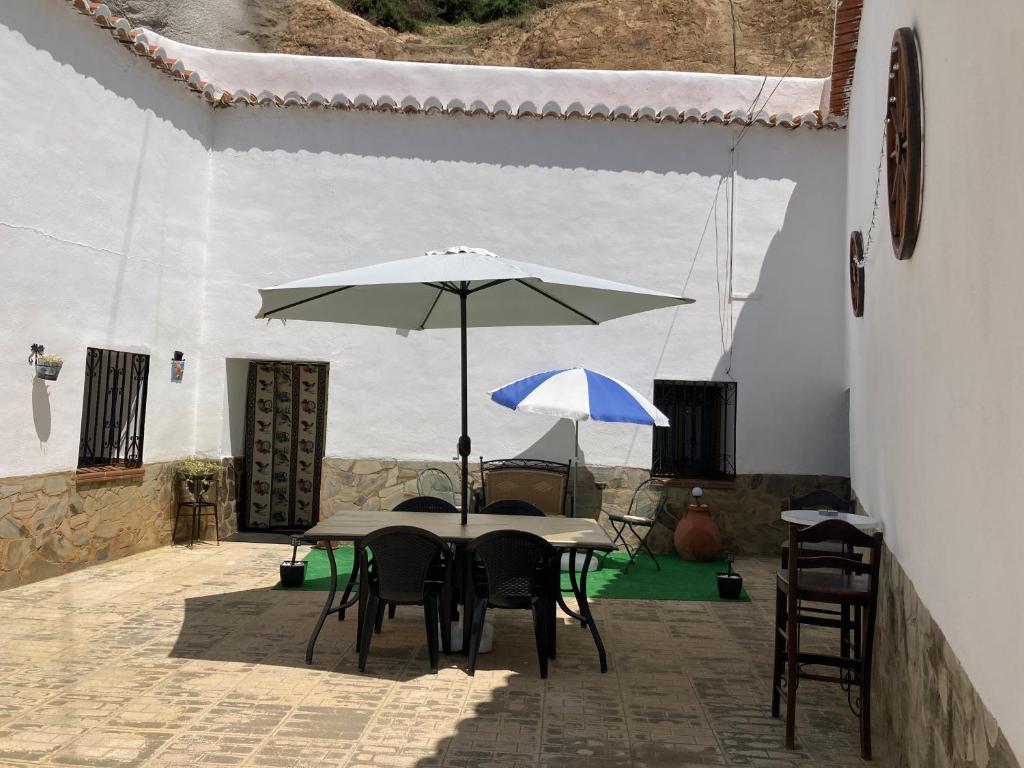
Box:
[319, 457, 849, 556]
[875, 545, 1020, 768]
[0, 458, 240, 590]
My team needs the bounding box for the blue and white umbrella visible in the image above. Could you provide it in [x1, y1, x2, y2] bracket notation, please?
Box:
[489, 367, 669, 525]
[489, 367, 669, 427]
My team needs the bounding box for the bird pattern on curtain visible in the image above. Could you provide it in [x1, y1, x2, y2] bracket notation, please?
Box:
[244, 361, 328, 530]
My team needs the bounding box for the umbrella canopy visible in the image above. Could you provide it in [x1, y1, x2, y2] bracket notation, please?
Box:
[256, 246, 693, 523]
[488, 367, 669, 427]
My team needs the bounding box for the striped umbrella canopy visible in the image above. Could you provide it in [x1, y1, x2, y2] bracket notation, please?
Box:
[488, 367, 669, 427]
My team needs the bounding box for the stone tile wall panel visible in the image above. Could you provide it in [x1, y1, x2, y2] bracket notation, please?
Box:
[874, 544, 1020, 768]
[0, 458, 241, 590]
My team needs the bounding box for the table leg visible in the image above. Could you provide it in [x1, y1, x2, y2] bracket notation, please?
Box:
[570, 548, 607, 673]
[305, 542, 339, 664]
[562, 550, 587, 629]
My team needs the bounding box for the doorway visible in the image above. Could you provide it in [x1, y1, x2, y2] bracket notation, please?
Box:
[241, 361, 329, 532]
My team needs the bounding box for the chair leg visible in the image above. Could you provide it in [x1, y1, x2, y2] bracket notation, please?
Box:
[531, 602, 549, 679]
[771, 586, 785, 718]
[634, 525, 660, 571]
[785, 597, 800, 750]
[388, 604, 397, 619]
[466, 599, 488, 676]
[424, 595, 439, 674]
[212, 503, 220, 545]
[375, 601, 386, 633]
[358, 594, 378, 672]
[440, 573, 452, 656]
[840, 602, 851, 659]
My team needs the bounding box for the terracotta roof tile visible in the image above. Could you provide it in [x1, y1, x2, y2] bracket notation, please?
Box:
[67, 0, 845, 130]
[828, 0, 863, 116]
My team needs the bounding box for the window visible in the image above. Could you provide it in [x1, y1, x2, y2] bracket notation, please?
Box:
[77, 348, 151, 473]
[652, 380, 736, 479]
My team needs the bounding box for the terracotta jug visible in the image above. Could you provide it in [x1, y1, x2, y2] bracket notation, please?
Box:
[673, 504, 722, 562]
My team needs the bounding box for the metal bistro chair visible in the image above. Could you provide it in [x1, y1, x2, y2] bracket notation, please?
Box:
[416, 467, 457, 507]
[772, 519, 883, 759]
[476, 458, 572, 516]
[356, 526, 452, 674]
[480, 499, 546, 517]
[463, 530, 557, 679]
[603, 478, 673, 571]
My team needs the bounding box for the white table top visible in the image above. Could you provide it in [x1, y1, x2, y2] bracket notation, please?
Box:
[781, 509, 882, 531]
[303, 509, 615, 551]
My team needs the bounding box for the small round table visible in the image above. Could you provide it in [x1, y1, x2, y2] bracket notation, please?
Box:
[782, 509, 882, 531]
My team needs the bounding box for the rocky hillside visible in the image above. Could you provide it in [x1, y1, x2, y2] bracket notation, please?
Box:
[104, 0, 836, 77]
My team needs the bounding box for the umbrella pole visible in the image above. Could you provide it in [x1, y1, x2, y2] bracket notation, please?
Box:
[459, 287, 470, 525]
[572, 419, 579, 518]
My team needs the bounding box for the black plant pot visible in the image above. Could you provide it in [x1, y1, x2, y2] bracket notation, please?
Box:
[716, 572, 743, 599]
[279, 561, 306, 588]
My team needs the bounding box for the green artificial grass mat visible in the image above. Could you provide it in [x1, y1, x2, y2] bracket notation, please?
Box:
[275, 547, 749, 602]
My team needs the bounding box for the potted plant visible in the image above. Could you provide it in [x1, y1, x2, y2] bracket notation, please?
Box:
[717, 551, 743, 599]
[35, 353, 64, 381]
[280, 536, 306, 588]
[176, 456, 222, 502]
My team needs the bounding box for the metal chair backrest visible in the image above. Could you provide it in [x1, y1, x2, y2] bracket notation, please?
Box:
[465, 529, 555, 610]
[629, 478, 674, 528]
[358, 526, 449, 605]
[416, 468, 456, 505]
[787, 490, 853, 513]
[480, 500, 546, 517]
[393, 496, 458, 514]
[479, 458, 571, 516]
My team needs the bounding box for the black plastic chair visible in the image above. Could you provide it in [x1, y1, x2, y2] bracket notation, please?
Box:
[356, 526, 451, 674]
[462, 530, 556, 678]
[393, 496, 459, 513]
[480, 499, 546, 517]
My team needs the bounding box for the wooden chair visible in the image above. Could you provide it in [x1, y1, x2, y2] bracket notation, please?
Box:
[780, 490, 854, 566]
[781, 490, 863, 660]
[772, 519, 883, 759]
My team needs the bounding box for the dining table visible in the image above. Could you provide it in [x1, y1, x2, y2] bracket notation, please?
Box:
[781, 509, 883, 530]
[300, 509, 616, 672]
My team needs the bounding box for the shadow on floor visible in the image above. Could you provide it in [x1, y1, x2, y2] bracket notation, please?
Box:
[224, 532, 297, 545]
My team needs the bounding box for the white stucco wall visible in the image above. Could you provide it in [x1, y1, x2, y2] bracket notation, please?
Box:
[197, 108, 848, 474]
[0, 0, 213, 477]
[1, 0, 848, 482]
[845, 1, 1024, 757]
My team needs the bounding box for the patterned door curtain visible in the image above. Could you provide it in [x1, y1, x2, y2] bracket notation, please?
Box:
[243, 361, 328, 530]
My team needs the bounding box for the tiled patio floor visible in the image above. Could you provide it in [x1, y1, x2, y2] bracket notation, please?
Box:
[0, 541, 887, 767]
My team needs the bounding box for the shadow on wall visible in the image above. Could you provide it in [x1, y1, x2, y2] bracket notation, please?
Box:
[703, 169, 849, 479]
[2, 0, 212, 142]
[510, 417, 602, 518]
[31, 377, 51, 447]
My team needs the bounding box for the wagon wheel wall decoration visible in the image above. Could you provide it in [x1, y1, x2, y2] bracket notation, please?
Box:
[849, 231, 865, 317]
[886, 27, 924, 260]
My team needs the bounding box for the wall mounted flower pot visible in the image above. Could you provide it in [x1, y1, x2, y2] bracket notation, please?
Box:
[35, 360, 63, 381]
[170, 359, 185, 382]
[673, 504, 722, 562]
[716, 572, 743, 599]
[279, 560, 306, 588]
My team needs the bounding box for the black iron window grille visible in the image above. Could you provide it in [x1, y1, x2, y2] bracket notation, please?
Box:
[77, 348, 151, 469]
[652, 380, 736, 479]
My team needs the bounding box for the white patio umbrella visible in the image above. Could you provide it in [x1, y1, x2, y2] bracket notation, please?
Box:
[255, 246, 693, 524]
